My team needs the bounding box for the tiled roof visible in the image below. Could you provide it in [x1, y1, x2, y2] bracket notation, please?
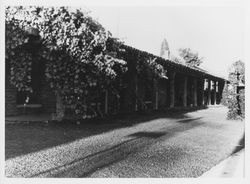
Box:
[122, 44, 227, 81]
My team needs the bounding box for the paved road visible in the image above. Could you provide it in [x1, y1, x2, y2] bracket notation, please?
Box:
[201, 149, 244, 177]
[5, 106, 244, 177]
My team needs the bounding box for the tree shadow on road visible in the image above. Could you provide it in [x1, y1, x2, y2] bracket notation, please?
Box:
[176, 117, 203, 123]
[5, 107, 206, 160]
[128, 131, 166, 139]
[29, 119, 205, 177]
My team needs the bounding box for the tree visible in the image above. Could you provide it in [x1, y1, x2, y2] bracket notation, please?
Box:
[228, 60, 245, 86]
[5, 6, 127, 120]
[222, 60, 245, 120]
[178, 48, 203, 67]
[170, 55, 183, 64]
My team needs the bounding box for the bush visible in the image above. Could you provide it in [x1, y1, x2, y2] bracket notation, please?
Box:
[224, 60, 245, 120]
[239, 89, 245, 119]
[225, 87, 245, 120]
[226, 91, 240, 120]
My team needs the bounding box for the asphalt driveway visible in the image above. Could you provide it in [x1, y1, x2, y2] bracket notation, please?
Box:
[5, 106, 244, 177]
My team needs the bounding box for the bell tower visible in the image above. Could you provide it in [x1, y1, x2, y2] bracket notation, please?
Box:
[160, 38, 170, 60]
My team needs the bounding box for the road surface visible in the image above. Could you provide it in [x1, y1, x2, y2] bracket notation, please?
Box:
[5, 106, 244, 177]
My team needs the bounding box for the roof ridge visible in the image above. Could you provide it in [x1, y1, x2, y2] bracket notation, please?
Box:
[122, 43, 226, 81]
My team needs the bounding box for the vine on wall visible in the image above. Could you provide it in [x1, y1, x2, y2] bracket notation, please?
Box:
[6, 6, 166, 119]
[6, 6, 127, 119]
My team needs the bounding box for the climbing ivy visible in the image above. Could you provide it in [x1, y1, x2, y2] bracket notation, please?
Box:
[136, 54, 166, 110]
[6, 6, 167, 119]
[6, 6, 127, 118]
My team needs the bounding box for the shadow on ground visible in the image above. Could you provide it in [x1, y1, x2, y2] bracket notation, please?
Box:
[128, 131, 166, 138]
[5, 107, 206, 160]
[231, 133, 245, 154]
[177, 117, 203, 123]
[31, 118, 205, 177]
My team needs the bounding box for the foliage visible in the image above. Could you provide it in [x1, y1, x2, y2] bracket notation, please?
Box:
[226, 89, 239, 120]
[239, 89, 245, 119]
[137, 56, 166, 82]
[5, 6, 127, 118]
[221, 83, 229, 106]
[226, 88, 244, 120]
[170, 55, 183, 64]
[228, 60, 245, 86]
[135, 54, 166, 110]
[178, 48, 203, 67]
[223, 60, 245, 120]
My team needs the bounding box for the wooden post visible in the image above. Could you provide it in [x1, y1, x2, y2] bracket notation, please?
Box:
[183, 76, 188, 107]
[170, 72, 176, 108]
[153, 79, 159, 110]
[54, 91, 65, 121]
[155, 90, 159, 110]
[201, 79, 205, 105]
[214, 81, 217, 105]
[135, 75, 138, 111]
[104, 90, 108, 114]
[193, 78, 197, 106]
[217, 80, 225, 104]
[207, 79, 211, 105]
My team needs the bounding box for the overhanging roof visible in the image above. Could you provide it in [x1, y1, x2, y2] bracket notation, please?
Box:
[122, 44, 227, 82]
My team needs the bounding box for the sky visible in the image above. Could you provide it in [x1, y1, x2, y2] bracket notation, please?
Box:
[86, 6, 244, 78]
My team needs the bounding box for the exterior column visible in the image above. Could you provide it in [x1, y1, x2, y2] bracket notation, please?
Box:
[155, 90, 158, 110]
[135, 75, 138, 111]
[201, 78, 205, 106]
[193, 78, 197, 106]
[183, 76, 188, 107]
[214, 81, 217, 105]
[55, 91, 65, 120]
[217, 80, 225, 104]
[170, 72, 176, 108]
[153, 79, 158, 110]
[104, 90, 108, 114]
[207, 79, 211, 105]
